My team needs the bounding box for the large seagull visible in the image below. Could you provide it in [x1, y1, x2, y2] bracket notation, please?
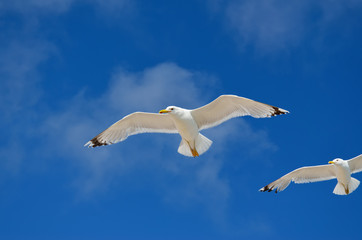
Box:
[260, 154, 362, 195]
[85, 95, 288, 157]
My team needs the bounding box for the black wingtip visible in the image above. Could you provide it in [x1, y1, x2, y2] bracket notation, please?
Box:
[271, 106, 288, 117]
[259, 185, 278, 193]
[89, 137, 108, 147]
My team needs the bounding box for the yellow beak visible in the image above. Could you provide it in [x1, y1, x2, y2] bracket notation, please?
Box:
[159, 109, 171, 114]
[328, 161, 334, 164]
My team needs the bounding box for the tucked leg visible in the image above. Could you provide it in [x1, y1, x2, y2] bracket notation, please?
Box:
[186, 140, 199, 157]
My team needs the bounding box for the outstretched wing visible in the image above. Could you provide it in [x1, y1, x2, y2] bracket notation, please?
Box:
[259, 164, 336, 193]
[348, 154, 362, 174]
[191, 95, 288, 130]
[85, 112, 178, 147]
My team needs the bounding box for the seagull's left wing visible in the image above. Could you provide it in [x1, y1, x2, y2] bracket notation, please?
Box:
[348, 154, 362, 174]
[259, 164, 336, 193]
[191, 95, 288, 130]
[85, 112, 178, 147]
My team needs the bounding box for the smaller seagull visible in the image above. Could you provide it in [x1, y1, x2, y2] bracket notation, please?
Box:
[85, 95, 288, 157]
[260, 154, 362, 195]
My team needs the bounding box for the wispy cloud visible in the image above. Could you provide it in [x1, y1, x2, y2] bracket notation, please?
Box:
[0, 0, 133, 119]
[105, 63, 204, 113]
[226, 0, 307, 51]
[0, 0, 74, 14]
[0, 0, 131, 15]
[210, 0, 362, 52]
[0, 40, 55, 119]
[0, 0, 134, 179]
[0, 38, 56, 180]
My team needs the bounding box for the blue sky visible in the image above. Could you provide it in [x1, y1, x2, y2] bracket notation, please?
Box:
[1, 0, 362, 239]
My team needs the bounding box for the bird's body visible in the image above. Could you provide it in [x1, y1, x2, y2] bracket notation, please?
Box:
[164, 107, 203, 157]
[85, 94, 288, 157]
[260, 154, 362, 195]
[334, 161, 351, 187]
[169, 108, 198, 141]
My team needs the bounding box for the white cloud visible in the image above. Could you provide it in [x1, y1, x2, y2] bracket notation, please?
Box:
[226, 0, 307, 51]
[0, 0, 133, 182]
[90, 0, 133, 16]
[105, 63, 204, 113]
[0, 0, 75, 14]
[318, 0, 362, 22]
[0, 40, 55, 119]
[0, 0, 131, 16]
[212, 0, 362, 52]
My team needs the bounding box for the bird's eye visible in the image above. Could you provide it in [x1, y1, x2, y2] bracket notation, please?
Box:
[170, 108, 174, 110]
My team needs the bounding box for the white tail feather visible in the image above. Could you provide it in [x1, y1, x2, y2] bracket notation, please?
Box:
[177, 134, 213, 157]
[333, 182, 347, 195]
[333, 178, 360, 195]
[195, 133, 212, 156]
[348, 177, 360, 194]
[178, 139, 193, 157]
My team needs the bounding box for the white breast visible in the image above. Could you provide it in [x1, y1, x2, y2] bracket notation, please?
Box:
[172, 110, 199, 140]
[334, 164, 351, 184]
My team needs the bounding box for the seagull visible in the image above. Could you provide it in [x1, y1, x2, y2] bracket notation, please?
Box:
[85, 94, 288, 157]
[259, 154, 362, 195]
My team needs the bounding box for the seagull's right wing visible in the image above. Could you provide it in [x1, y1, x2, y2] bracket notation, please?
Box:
[191, 95, 288, 131]
[347, 154, 362, 174]
[85, 112, 178, 147]
[259, 164, 336, 193]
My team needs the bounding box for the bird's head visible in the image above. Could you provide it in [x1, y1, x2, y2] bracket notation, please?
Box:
[159, 106, 179, 115]
[328, 158, 344, 165]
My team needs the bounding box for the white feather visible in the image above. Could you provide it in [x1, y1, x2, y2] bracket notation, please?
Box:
[333, 182, 347, 195]
[84, 112, 178, 147]
[191, 95, 288, 130]
[347, 154, 362, 174]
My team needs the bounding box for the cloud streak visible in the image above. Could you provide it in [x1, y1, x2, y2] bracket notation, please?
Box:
[0, 40, 55, 119]
[226, 0, 307, 51]
[211, 0, 362, 52]
[0, 38, 56, 181]
[0, 0, 131, 15]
